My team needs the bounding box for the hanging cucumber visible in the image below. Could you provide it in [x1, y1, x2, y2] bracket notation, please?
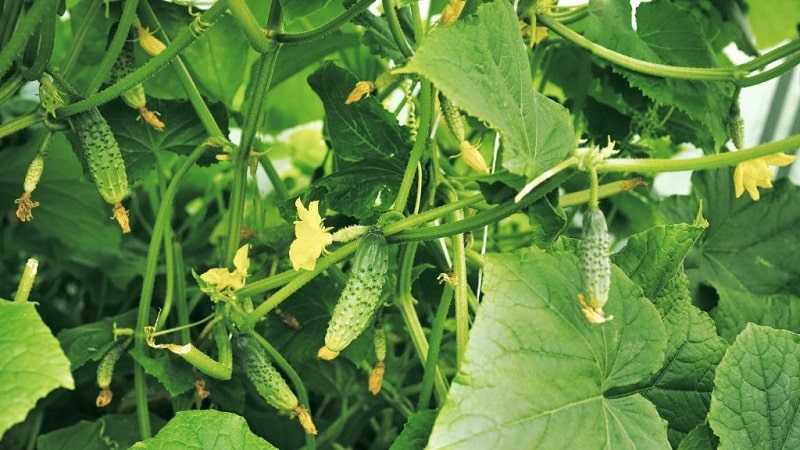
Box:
[109, 45, 164, 131]
[69, 107, 131, 233]
[579, 208, 613, 323]
[318, 231, 389, 361]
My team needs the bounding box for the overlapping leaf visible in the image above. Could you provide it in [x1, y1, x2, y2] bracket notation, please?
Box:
[396, 0, 575, 179]
[130, 410, 276, 449]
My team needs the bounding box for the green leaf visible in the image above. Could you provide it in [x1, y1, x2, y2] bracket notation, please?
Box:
[613, 223, 707, 299]
[57, 309, 139, 370]
[746, 0, 800, 49]
[0, 131, 122, 254]
[676, 423, 718, 450]
[663, 170, 800, 296]
[638, 272, 728, 446]
[584, 0, 733, 150]
[280, 0, 331, 19]
[128, 347, 195, 396]
[0, 301, 74, 440]
[708, 324, 800, 449]
[308, 61, 411, 162]
[37, 414, 165, 450]
[710, 285, 800, 343]
[390, 409, 438, 450]
[131, 410, 277, 449]
[396, 0, 575, 179]
[427, 249, 668, 448]
[309, 158, 405, 219]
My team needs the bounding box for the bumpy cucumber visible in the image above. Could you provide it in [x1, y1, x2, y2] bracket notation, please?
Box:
[580, 209, 611, 310]
[69, 107, 131, 232]
[96, 338, 130, 407]
[234, 335, 317, 434]
[110, 46, 147, 111]
[319, 232, 389, 360]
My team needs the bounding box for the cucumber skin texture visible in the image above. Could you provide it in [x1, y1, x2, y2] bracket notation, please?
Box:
[234, 335, 298, 412]
[70, 108, 129, 205]
[110, 47, 147, 110]
[324, 232, 389, 354]
[580, 209, 611, 309]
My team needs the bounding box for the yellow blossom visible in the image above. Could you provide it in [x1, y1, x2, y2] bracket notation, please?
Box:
[200, 244, 250, 291]
[289, 199, 333, 271]
[733, 153, 796, 201]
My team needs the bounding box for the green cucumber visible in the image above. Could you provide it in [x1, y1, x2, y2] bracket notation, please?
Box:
[319, 231, 389, 360]
[580, 208, 612, 322]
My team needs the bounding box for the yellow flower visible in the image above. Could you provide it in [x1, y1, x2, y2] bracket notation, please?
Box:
[200, 244, 250, 291]
[289, 199, 333, 271]
[733, 153, 796, 201]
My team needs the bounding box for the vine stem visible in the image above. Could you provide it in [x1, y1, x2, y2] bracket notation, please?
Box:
[85, 0, 139, 95]
[393, 81, 435, 213]
[537, 13, 743, 82]
[417, 279, 453, 410]
[601, 133, 800, 173]
[133, 143, 209, 439]
[270, 0, 377, 44]
[0, 0, 53, 82]
[382, 0, 414, 59]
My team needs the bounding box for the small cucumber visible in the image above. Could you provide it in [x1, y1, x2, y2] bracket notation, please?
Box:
[319, 232, 389, 360]
[96, 338, 130, 407]
[579, 208, 613, 323]
[234, 335, 317, 434]
[69, 107, 131, 233]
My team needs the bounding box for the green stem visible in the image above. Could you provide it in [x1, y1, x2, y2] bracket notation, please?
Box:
[227, 0, 275, 53]
[249, 332, 316, 450]
[538, 13, 743, 82]
[225, 45, 282, 264]
[133, 143, 208, 440]
[739, 51, 800, 88]
[154, 156, 175, 331]
[444, 187, 469, 364]
[14, 258, 38, 303]
[0, 72, 25, 103]
[0, 0, 53, 82]
[417, 280, 452, 410]
[20, 0, 56, 81]
[137, 1, 226, 138]
[739, 38, 800, 72]
[393, 81, 434, 213]
[601, 134, 800, 173]
[587, 164, 599, 211]
[390, 170, 572, 243]
[270, 0, 375, 44]
[258, 154, 290, 201]
[0, 112, 42, 140]
[85, 0, 139, 95]
[58, 0, 103, 77]
[57, 1, 229, 117]
[396, 242, 448, 402]
[560, 177, 646, 207]
[382, 0, 414, 59]
[172, 241, 191, 345]
[0, 0, 25, 46]
[237, 269, 301, 299]
[242, 240, 360, 329]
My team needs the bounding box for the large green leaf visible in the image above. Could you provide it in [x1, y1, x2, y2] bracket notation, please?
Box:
[37, 414, 165, 450]
[308, 61, 412, 162]
[640, 272, 728, 446]
[677, 423, 718, 450]
[711, 285, 800, 343]
[708, 324, 800, 449]
[130, 410, 277, 449]
[0, 301, 74, 440]
[396, 0, 575, 179]
[129, 347, 195, 397]
[584, 0, 733, 151]
[426, 248, 668, 448]
[390, 409, 438, 450]
[662, 170, 800, 296]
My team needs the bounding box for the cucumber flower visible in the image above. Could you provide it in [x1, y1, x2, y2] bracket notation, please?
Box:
[289, 199, 333, 271]
[200, 244, 250, 291]
[733, 153, 796, 201]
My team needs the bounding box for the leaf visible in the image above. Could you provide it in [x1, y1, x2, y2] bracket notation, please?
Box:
[662, 170, 800, 295]
[584, 0, 733, 150]
[0, 131, 122, 254]
[710, 285, 800, 343]
[128, 347, 195, 396]
[708, 324, 800, 449]
[613, 223, 707, 299]
[57, 309, 139, 370]
[676, 423, 718, 450]
[746, 0, 800, 48]
[426, 249, 668, 448]
[396, 0, 575, 179]
[308, 61, 412, 162]
[639, 272, 728, 446]
[280, 0, 331, 19]
[309, 158, 405, 219]
[389, 409, 438, 450]
[0, 301, 74, 440]
[36, 414, 165, 450]
[130, 410, 277, 449]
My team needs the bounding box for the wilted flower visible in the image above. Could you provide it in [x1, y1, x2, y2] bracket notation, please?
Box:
[200, 244, 250, 291]
[733, 153, 796, 201]
[289, 199, 333, 271]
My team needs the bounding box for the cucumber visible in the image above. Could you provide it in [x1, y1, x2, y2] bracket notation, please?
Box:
[318, 232, 389, 360]
[109, 46, 164, 131]
[95, 338, 130, 407]
[69, 107, 131, 233]
[579, 208, 613, 323]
